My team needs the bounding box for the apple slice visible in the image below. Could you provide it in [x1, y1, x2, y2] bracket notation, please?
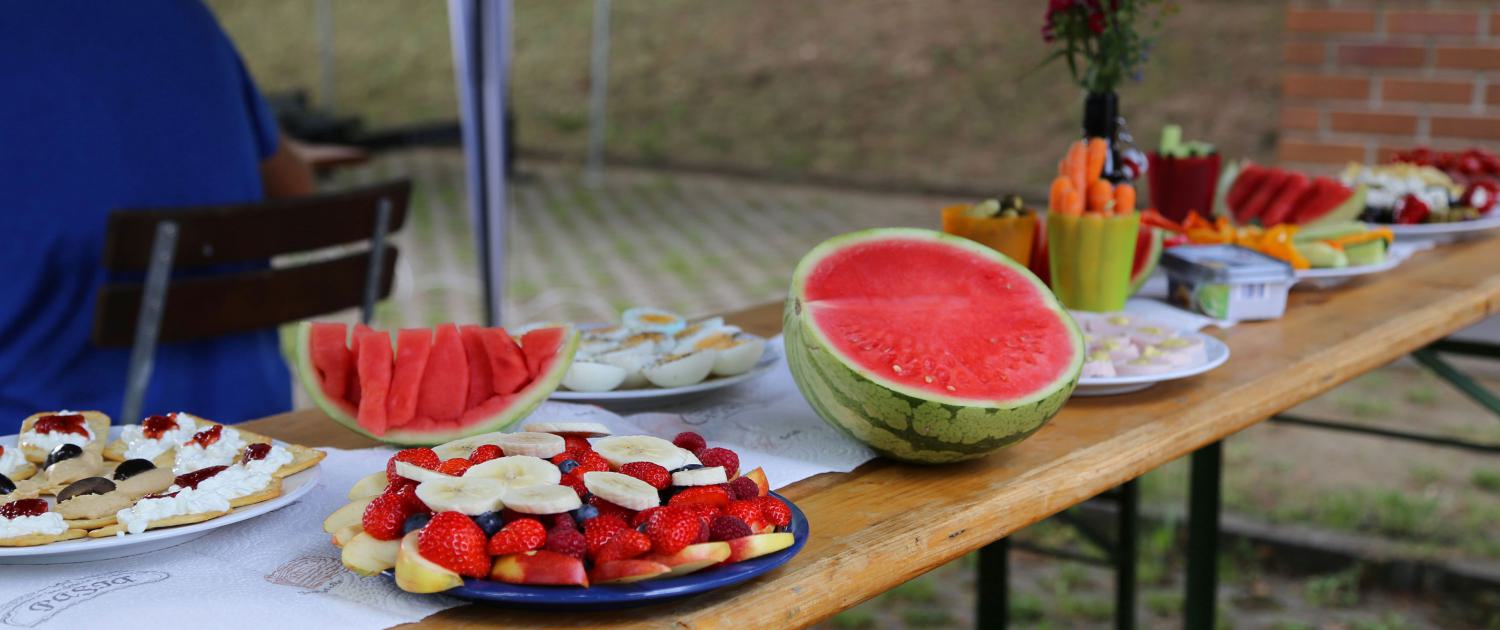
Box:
[332, 523, 362, 548]
[723, 533, 794, 564]
[395, 531, 464, 593]
[342, 531, 401, 576]
[348, 471, 389, 500]
[590, 559, 672, 584]
[741, 468, 770, 497]
[641, 542, 731, 577]
[491, 550, 589, 587]
[324, 497, 374, 534]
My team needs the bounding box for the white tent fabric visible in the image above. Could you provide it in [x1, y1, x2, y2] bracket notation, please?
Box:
[447, 0, 510, 326]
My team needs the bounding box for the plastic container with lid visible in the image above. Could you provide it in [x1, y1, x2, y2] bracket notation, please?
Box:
[1160, 245, 1295, 321]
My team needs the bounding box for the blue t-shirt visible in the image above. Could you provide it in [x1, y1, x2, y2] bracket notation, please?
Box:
[0, 1, 291, 432]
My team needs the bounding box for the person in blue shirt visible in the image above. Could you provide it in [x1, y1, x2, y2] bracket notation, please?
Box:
[0, 1, 316, 433]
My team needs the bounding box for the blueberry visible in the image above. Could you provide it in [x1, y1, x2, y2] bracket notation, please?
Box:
[472, 511, 505, 537]
[636, 523, 650, 533]
[670, 464, 704, 473]
[402, 513, 432, 535]
[571, 504, 599, 523]
[558, 460, 579, 474]
[0, 473, 13, 496]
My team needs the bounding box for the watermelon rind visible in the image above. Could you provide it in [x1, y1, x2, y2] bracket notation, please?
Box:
[784, 228, 1084, 464]
[295, 322, 579, 446]
[1128, 227, 1164, 296]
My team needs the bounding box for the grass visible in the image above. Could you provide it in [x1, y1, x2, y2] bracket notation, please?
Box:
[1473, 469, 1500, 493]
[1303, 566, 1362, 608]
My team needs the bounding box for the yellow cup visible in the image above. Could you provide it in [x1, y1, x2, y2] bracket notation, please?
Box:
[1046, 212, 1139, 312]
[941, 205, 1037, 265]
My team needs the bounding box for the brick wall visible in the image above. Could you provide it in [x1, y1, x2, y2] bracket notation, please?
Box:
[1279, 1, 1500, 171]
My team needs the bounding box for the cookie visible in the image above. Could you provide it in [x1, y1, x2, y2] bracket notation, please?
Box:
[87, 509, 230, 538]
[3, 461, 37, 482]
[18, 411, 111, 463]
[64, 516, 118, 530]
[0, 529, 88, 547]
[276, 445, 326, 479]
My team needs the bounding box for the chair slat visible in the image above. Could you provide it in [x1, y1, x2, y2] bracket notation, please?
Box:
[101, 180, 411, 271]
[92, 248, 398, 347]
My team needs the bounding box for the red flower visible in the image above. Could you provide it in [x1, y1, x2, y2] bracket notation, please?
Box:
[1088, 11, 1106, 34]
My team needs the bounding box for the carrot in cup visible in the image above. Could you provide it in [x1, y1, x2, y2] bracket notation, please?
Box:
[1114, 183, 1136, 215]
[1085, 138, 1108, 182]
[1086, 179, 1114, 215]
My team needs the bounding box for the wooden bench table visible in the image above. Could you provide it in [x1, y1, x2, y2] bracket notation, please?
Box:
[242, 234, 1500, 629]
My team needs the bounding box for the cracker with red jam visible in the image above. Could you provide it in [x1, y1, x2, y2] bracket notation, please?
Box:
[18, 411, 110, 463]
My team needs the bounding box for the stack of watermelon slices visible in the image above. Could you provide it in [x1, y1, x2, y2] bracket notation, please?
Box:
[296, 322, 579, 445]
[1223, 164, 1366, 227]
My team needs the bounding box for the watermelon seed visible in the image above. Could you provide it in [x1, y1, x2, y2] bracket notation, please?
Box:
[923, 376, 934, 384]
[891, 365, 902, 373]
[988, 338, 998, 344]
[946, 385, 956, 392]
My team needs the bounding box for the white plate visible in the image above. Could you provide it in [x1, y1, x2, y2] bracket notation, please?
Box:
[1381, 212, 1500, 244]
[0, 427, 320, 564]
[1074, 332, 1230, 397]
[1293, 255, 1401, 289]
[551, 344, 780, 410]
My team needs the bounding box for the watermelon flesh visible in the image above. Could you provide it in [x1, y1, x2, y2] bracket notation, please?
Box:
[355, 331, 393, 436]
[297, 321, 578, 445]
[787, 228, 1084, 464]
[416, 324, 469, 422]
[386, 328, 433, 427]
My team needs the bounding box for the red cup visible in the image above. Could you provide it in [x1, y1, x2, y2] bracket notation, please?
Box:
[1148, 152, 1221, 223]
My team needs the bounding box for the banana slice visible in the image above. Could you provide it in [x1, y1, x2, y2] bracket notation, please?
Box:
[414, 477, 508, 515]
[592, 435, 687, 470]
[395, 461, 452, 484]
[522, 422, 612, 437]
[496, 432, 566, 458]
[502, 484, 582, 515]
[678, 449, 702, 467]
[464, 455, 560, 488]
[432, 432, 508, 461]
[583, 471, 661, 511]
[347, 471, 389, 500]
[670, 466, 727, 487]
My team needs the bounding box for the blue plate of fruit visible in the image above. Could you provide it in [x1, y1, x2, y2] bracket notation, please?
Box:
[411, 492, 810, 609]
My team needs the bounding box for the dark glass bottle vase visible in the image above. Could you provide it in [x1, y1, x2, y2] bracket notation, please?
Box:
[1082, 91, 1123, 182]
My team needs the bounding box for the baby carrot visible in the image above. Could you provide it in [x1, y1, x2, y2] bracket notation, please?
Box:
[1068, 142, 1087, 195]
[1085, 138, 1108, 183]
[1049, 176, 1073, 212]
[1066, 188, 1085, 216]
[1086, 179, 1114, 215]
[1114, 183, 1136, 215]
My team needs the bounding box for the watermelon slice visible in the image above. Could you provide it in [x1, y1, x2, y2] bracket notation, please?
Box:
[415, 324, 468, 422]
[478, 328, 530, 395]
[354, 331, 394, 437]
[458, 325, 495, 409]
[346, 324, 376, 407]
[386, 328, 433, 427]
[1259, 172, 1311, 227]
[295, 322, 578, 445]
[1236, 168, 1292, 225]
[785, 228, 1084, 464]
[1292, 180, 1365, 227]
[307, 323, 352, 401]
[1225, 164, 1267, 217]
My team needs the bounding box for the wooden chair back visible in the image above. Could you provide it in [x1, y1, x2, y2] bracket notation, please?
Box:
[92, 180, 410, 347]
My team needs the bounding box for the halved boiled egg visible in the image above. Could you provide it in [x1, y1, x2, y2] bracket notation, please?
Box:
[673, 327, 765, 377]
[561, 361, 629, 392]
[622, 307, 686, 335]
[598, 350, 653, 389]
[641, 352, 715, 388]
[673, 317, 724, 342]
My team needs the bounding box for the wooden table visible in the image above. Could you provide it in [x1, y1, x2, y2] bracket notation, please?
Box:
[243, 235, 1500, 629]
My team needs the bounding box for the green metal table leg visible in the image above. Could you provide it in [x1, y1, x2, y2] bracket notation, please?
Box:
[1411, 347, 1500, 418]
[1117, 479, 1138, 630]
[1184, 441, 1222, 630]
[978, 538, 1009, 629]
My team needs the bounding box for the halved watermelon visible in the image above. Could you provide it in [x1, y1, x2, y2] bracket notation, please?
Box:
[296, 322, 578, 445]
[785, 228, 1083, 464]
